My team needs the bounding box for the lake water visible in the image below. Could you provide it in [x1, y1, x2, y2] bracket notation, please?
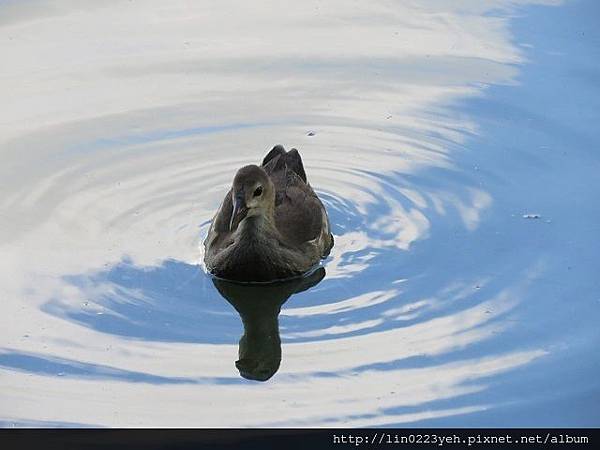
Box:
[1, 0, 599, 427]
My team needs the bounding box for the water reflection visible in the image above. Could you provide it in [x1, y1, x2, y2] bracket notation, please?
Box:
[1, 0, 599, 428]
[213, 268, 326, 381]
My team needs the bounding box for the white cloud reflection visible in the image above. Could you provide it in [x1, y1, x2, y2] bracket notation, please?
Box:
[0, 0, 563, 427]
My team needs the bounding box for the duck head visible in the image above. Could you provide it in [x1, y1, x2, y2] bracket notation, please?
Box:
[229, 165, 275, 231]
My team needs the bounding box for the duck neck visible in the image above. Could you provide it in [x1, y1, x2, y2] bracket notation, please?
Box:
[238, 210, 277, 241]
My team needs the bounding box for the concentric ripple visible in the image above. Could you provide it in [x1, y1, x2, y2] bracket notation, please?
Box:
[2, 0, 599, 428]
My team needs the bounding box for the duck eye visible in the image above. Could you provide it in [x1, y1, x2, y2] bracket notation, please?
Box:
[253, 186, 263, 197]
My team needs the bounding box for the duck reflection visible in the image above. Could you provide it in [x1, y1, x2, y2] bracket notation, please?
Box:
[212, 268, 326, 381]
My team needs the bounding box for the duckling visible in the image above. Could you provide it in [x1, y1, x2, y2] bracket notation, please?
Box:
[204, 145, 333, 282]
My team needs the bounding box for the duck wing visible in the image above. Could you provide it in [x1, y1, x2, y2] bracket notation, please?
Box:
[261, 146, 327, 246]
[204, 187, 235, 256]
[280, 148, 307, 183]
[262, 145, 307, 183]
[274, 176, 327, 246]
[261, 144, 286, 167]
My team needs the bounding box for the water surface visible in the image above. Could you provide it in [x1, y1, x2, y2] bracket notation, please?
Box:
[1, 0, 599, 427]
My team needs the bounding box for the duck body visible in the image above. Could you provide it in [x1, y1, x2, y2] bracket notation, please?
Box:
[204, 145, 333, 282]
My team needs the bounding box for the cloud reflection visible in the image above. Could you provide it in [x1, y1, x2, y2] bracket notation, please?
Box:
[3, 0, 596, 429]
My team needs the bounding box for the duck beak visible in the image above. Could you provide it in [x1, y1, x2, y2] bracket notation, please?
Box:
[230, 191, 248, 231]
